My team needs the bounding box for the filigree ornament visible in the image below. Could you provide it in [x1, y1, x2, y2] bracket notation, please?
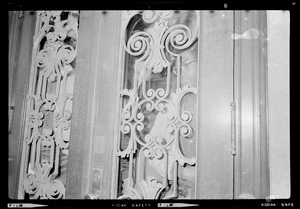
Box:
[22, 11, 78, 199]
[117, 11, 199, 199]
[138, 177, 164, 199]
[23, 164, 65, 199]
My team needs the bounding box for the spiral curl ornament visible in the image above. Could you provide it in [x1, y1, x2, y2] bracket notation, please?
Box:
[180, 110, 192, 123]
[154, 99, 174, 113]
[145, 100, 155, 111]
[126, 32, 152, 61]
[179, 123, 192, 138]
[135, 121, 144, 132]
[162, 11, 199, 56]
[142, 11, 159, 23]
[142, 146, 153, 158]
[24, 173, 39, 195]
[153, 147, 164, 159]
[134, 99, 155, 119]
[56, 45, 76, 66]
[145, 134, 153, 145]
[122, 110, 132, 121]
[155, 88, 166, 99]
[146, 89, 156, 99]
[36, 49, 51, 68]
[44, 179, 65, 199]
[165, 25, 192, 53]
[121, 122, 131, 135]
[136, 112, 145, 121]
[132, 121, 149, 147]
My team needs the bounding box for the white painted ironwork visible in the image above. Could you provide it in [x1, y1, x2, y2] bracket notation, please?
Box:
[20, 11, 79, 199]
[117, 10, 199, 199]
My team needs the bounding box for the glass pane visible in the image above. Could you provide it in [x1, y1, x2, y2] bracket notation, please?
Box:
[117, 10, 199, 199]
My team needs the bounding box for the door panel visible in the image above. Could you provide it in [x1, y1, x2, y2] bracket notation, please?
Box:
[196, 11, 234, 199]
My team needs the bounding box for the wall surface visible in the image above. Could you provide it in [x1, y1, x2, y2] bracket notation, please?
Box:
[267, 11, 290, 199]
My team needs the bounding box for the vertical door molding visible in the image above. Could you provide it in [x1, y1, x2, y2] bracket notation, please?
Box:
[233, 10, 269, 199]
[66, 11, 122, 199]
[9, 11, 36, 199]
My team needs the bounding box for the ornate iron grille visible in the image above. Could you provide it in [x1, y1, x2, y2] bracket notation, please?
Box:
[117, 11, 199, 199]
[21, 11, 79, 199]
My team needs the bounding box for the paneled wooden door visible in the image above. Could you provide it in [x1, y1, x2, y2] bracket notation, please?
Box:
[64, 10, 269, 199]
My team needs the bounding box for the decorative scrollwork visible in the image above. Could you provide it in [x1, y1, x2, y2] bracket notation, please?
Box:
[138, 177, 164, 199]
[22, 11, 79, 199]
[56, 45, 76, 66]
[126, 32, 151, 59]
[117, 10, 199, 199]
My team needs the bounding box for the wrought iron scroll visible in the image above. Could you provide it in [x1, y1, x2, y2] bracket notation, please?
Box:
[117, 11, 199, 199]
[21, 11, 79, 199]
